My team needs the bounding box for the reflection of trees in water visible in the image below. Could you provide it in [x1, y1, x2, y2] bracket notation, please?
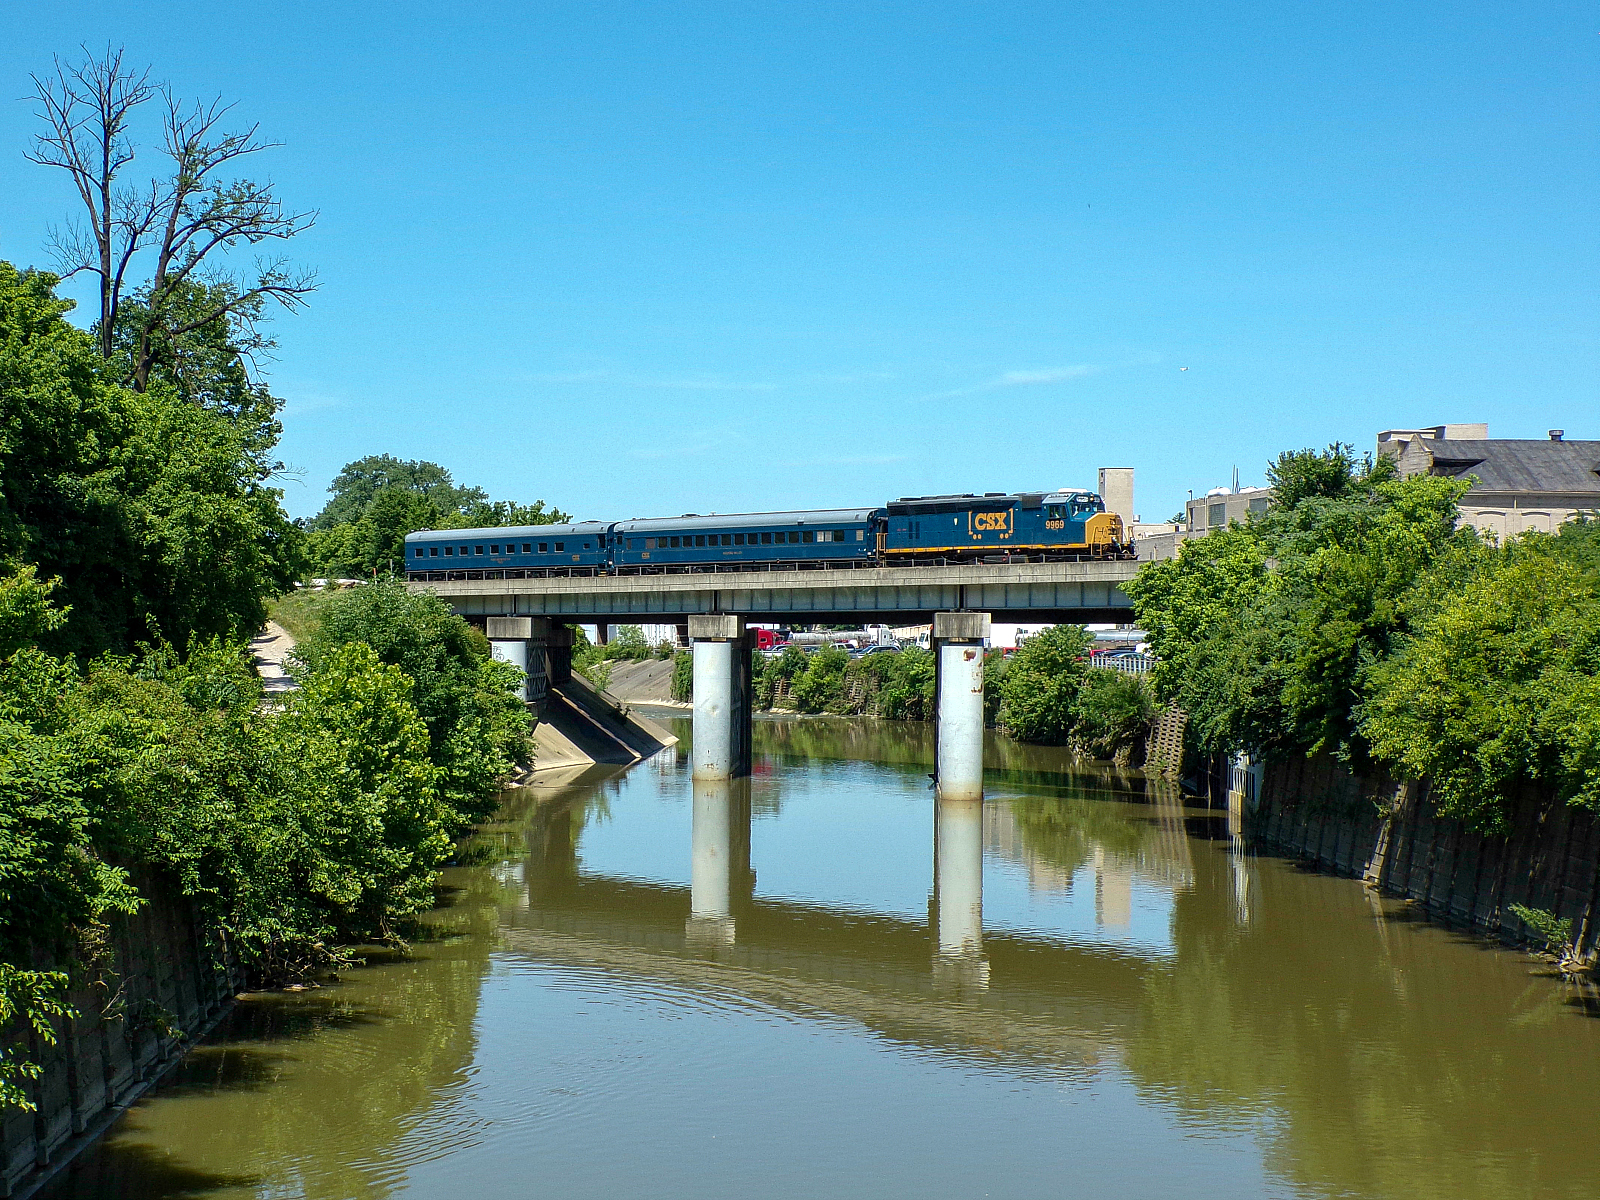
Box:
[1126, 847, 1600, 1200]
[57, 846, 507, 1200]
[992, 787, 1195, 900]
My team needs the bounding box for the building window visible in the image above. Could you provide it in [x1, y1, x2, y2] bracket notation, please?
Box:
[1248, 498, 1268, 515]
[1207, 503, 1226, 528]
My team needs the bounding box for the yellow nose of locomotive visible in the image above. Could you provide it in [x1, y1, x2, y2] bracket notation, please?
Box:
[1085, 511, 1125, 554]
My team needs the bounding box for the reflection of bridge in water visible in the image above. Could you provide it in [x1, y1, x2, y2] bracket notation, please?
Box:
[499, 771, 1252, 1074]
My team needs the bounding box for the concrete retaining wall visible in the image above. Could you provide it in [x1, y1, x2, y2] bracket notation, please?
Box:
[2, 870, 240, 1197]
[1249, 755, 1600, 964]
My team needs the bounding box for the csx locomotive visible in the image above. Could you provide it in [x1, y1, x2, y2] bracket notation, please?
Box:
[404, 489, 1129, 579]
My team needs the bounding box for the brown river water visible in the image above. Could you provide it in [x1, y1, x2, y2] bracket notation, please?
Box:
[44, 716, 1600, 1200]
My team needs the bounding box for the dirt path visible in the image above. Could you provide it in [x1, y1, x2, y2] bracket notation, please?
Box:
[250, 621, 297, 697]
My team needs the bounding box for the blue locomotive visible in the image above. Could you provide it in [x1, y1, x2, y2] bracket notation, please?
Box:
[403, 489, 1127, 578]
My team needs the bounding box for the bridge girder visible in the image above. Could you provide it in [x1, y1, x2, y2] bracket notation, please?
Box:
[409, 560, 1140, 624]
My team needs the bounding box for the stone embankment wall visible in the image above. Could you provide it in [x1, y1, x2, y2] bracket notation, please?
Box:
[2, 871, 239, 1197]
[1248, 755, 1600, 964]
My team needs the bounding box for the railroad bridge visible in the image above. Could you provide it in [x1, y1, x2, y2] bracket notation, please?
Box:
[408, 558, 1140, 628]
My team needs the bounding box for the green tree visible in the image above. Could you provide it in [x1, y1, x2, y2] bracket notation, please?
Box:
[996, 625, 1093, 743]
[1361, 546, 1600, 829]
[1126, 472, 1473, 761]
[292, 581, 530, 827]
[790, 647, 851, 713]
[308, 455, 482, 532]
[30, 47, 315, 389]
[1265, 442, 1393, 510]
[0, 263, 303, 656]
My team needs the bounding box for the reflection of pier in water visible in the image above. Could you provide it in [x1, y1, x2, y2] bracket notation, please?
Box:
[508, 778, 1243, 1077]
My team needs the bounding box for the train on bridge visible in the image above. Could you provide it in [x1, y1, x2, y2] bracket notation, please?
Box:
[404, 488, 1131, 580]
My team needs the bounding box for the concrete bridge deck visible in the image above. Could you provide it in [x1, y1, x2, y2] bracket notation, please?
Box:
[409, 559, 1140, 624]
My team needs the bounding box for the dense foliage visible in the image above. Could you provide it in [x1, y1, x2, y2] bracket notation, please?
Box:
[303, 453, 570, 580]
[291, 581, 532, 829]
[0, 261, 531, 1109]
[0, 264, 304, 657]
[1126, 443, 1600, 830]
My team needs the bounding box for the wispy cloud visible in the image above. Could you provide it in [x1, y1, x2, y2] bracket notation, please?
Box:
[929, 365, 1101, 400]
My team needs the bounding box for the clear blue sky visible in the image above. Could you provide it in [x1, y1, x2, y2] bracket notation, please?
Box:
[2, 2, 1595, 525]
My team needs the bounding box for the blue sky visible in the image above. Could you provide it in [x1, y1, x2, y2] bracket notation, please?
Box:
[2, 2, 1595, 524]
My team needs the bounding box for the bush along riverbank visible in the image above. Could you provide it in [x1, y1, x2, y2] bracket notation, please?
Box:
[1124, 443, 1600, 961]
[663, 628, 1159, 765]
[0, 262, 533, 1174]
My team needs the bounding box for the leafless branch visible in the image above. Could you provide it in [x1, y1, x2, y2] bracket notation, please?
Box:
[27, 46, 316, 390]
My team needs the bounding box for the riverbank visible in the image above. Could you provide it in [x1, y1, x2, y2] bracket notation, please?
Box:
[36, 719, 1600, 1200]
[1246, 753, 1600, 967]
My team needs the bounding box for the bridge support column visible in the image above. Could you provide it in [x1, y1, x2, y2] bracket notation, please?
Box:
[932, 612, 990, 803]
[487, 616, 550, 712]
[547, 625, 575, 687]
[689, 615, 753, 780]
[687, 777, 754, 948]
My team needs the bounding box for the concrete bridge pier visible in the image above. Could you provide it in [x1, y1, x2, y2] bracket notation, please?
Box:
[487, 616, 551, 712]
[689, 614, 754, 780]
[932, 611, 990, 803]
[687, 777, 754, 948]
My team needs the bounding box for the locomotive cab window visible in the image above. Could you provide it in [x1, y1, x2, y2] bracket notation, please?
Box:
[1046, 505, 1065, 520]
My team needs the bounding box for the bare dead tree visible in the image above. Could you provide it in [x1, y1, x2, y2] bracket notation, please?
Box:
[28, 46, 316, 390]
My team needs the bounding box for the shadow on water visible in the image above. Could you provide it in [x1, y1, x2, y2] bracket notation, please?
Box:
[46, 1142, 259, 1199]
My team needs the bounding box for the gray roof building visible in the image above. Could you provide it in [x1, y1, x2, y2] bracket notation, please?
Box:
[1382, 425, 1599, 538]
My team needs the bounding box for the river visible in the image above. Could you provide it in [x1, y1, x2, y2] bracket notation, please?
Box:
[44, 716, 1600, 1199]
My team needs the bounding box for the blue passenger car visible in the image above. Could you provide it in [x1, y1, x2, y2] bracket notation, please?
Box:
[609, 509, 878, 571]
[882, 491, 1127, 560]
[405, 521, 610, 576]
